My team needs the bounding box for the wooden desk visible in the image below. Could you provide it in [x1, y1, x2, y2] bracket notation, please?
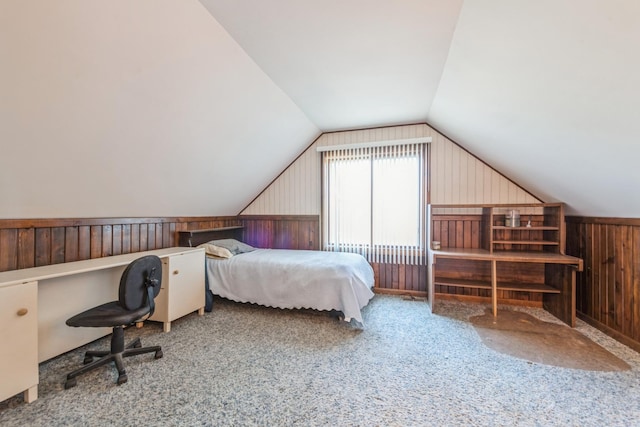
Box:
[430, 248, 583, 326]
[0, 247, 204, 404]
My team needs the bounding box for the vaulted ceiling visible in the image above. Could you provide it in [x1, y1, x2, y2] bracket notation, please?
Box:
[198, 0, 640, 217]
[2, 1, 638, 218]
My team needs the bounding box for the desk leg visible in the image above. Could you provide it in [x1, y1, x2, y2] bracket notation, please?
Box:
[24, 385, 38, 403]
[163, 322, 171, 333]
[198, 307, 205, 316]
[491, 260, 497, 317]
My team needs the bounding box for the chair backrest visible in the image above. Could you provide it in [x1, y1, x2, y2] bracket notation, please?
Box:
[118, 255, 162, 315]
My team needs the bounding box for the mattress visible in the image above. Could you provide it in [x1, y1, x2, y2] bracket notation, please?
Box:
[205, 248, 375, 325]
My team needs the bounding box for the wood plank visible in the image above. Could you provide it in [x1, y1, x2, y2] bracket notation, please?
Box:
[90, 226, 102, 259]
[35, 228, 51, 267]
[155, 223, 163, 250]
[147, 223, 156, 250]
[0, 229, 18, 271]
[51, 227, 65, 264]
[167, 223, 176, 248]
[64, 227, 79, 262]
[78, 226, 91, 260]
[543, 264, 576, 326]
[112, 225, 122, 256]
[17, 228, 35, 269]
[131, 224, 140, 253]
[606, 224, 616, 328]
[614, 225, 624, 331]
[592, 223, 602, 323]
[101, 225, 113, 257]
[621, 225, 633, 337]
[121, 224, 131, 255]
[633, 227, 640, 343]
[392, 264, 399, 290]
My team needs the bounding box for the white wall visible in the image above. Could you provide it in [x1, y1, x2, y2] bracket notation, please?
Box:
[0, 0, 318, 219]
[428, 0, 640, 217]
[240, 124, 538, 215]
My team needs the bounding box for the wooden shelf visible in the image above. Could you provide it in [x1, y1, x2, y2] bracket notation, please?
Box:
[492, 240, 559, 246]
[497, 282, 561, 294]
[428, 202, 582, 326]
[431, 248, 582, 266]
[433, 277, 492, 290]
[434, 277, 561, 294]
[492, 226, 559, 230]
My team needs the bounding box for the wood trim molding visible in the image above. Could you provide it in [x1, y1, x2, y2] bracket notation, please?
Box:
[374, 288, 427, 298]
[238, 214, 319, 221]
[0, 216, 239, 229]
[566, 216, 640, 226]
[577, 312, 640, 354]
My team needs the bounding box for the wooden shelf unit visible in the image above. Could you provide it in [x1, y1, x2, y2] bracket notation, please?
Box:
[428, 203, 582, 326]
[485, 203, 565, 253]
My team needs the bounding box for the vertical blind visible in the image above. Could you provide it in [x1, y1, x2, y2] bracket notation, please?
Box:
[322, 143, 426, 265]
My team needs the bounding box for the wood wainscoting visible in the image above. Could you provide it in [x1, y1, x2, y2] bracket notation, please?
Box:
[1, 214, 426, 297]
[239, 215, 319, 250]
[431, 212, 548, 306]
[566, 216, 640, 352]
[238, 215, 427, 296]
[0, 217, 240, 272]
[371, 263, 428, 296]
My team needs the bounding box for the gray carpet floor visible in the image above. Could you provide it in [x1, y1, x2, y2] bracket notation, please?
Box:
[1, 295, 639, 426]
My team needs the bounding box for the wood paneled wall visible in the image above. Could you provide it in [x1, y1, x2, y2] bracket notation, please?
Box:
[566, 216, 640, 351]
[371, 263, 428, 295]
[430, 214, 485, 250]
[238, 215, 426, 295]
[0, 214, 423, 295]
[239, 123, 539, 296]
[239, 215, 320, 250]
[431, 213, 546, 304]
[0, 217, 240, 272]
[240, 123, 539, 215]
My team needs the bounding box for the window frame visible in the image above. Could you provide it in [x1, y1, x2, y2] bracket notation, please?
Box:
[320, 142, 429, 265]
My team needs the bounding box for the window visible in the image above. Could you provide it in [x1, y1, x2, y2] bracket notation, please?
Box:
[321, 143, 426, 265]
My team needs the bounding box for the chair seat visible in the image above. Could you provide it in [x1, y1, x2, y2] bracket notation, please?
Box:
[66, 301, 150, 328]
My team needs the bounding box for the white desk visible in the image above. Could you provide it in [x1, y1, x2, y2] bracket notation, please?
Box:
[0, 247, 204, 404]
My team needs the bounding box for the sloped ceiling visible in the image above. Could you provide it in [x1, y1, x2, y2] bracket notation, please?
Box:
[199, 0, 640, 217]
[1, 1, 638, 218]
[199, 0, 463, 131]
[428, 1, 640, 217]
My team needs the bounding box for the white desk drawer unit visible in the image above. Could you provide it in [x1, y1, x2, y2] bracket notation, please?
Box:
[0, 247, 205, 404]
[149, 250, 205, 332]
[0, 281, 38, 404]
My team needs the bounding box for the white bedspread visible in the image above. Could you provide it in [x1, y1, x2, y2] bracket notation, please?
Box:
[206, 249, 375, 324]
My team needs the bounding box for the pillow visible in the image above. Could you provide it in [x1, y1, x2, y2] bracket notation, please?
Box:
[210, 239, 255, 255]
[197, 243, 233, 259]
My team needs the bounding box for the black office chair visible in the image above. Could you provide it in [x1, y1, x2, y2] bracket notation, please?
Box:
[64, 255, 164, 389]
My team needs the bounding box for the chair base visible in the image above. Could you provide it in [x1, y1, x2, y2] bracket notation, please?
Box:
[65, 326, 162, 389]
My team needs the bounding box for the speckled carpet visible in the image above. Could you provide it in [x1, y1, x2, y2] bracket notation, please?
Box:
[1, 295, 639, 426]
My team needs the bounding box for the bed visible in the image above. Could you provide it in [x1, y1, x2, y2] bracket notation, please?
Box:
[178, 227, 375, 325]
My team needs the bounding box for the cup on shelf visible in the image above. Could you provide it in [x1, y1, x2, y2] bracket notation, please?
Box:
[505, 209, 521, 227]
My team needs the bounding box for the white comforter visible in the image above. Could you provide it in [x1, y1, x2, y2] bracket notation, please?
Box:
[206, 249, 375, 324]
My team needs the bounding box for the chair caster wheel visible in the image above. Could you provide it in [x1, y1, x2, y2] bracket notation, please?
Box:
[117, 374, 128, 385]
[154, 350, 163, 359]
[65, 378, 77, 389]
[83, 356, 93, 365]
